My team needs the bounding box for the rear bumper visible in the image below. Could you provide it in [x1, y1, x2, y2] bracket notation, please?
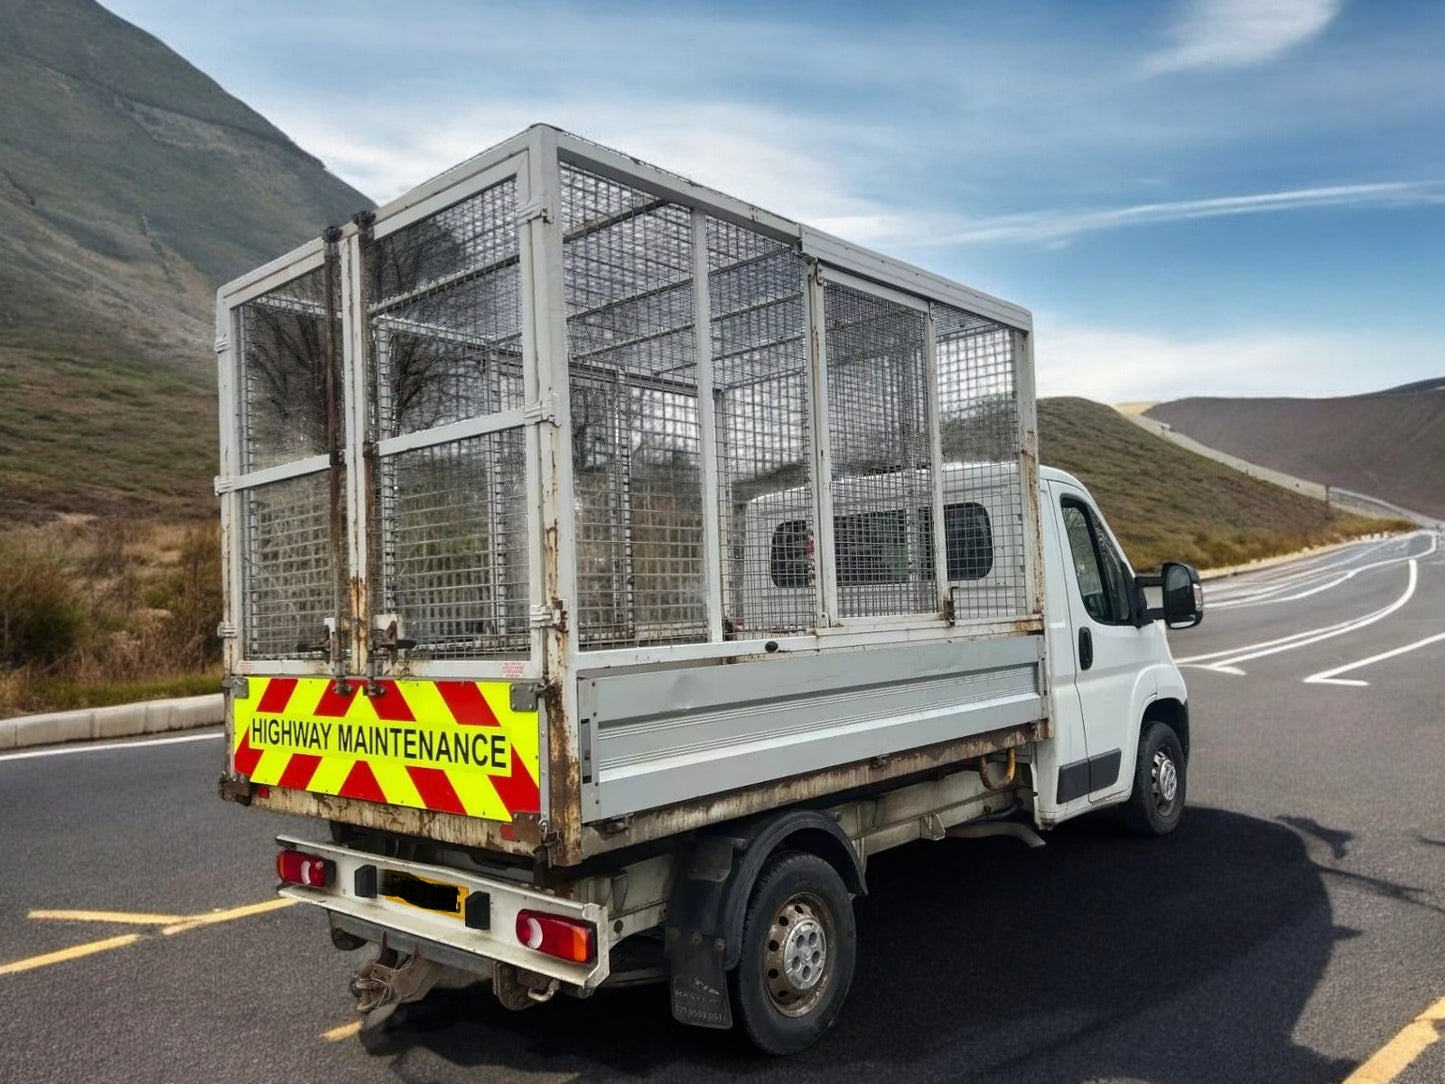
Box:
[275, 835, 611, 990]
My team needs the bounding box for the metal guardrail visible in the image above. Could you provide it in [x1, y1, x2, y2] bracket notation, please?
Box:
[1122, 413, 1438, 528]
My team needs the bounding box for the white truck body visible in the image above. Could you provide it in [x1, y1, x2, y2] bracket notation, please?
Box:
[215, 126, 1201, 1051]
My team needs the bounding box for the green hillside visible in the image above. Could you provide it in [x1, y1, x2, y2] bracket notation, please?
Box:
[0, 0, 371, 523]
[1038, 397, 1402, 571]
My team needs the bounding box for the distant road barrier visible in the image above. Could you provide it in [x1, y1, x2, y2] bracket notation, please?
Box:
[1122, 413, 1438, 528]
[0, 694, 223, 752]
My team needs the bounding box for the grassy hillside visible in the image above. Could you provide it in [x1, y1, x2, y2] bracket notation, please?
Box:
[0, 345, 215, 523]
[0, 0, 369, 365]
[1039, 397, 1405, 571]
[1145, 385, 1445, 520]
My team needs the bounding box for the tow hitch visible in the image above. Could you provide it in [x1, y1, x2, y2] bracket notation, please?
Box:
[351, 943, 444, 1020]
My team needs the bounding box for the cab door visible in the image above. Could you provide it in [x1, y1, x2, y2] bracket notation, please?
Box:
[1048, 479, 1157, 805]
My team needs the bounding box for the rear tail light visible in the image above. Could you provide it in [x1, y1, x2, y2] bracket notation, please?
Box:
[515, 909, 595, 964]
[276, 849, 332, 888]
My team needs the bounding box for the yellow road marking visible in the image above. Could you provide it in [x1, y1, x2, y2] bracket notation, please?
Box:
[1345, 993, 1445, 1084]
[3, 898, 299, 977]
[0, 935, 142, 977]
[30, 909, 187, 925]
[161, 897, 296, 935]
[323, 1020, 362, 1042]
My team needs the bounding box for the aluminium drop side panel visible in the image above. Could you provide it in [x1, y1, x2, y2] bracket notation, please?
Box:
[580, 636, 1045, 821]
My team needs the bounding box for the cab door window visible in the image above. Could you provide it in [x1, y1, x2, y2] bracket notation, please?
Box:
[1061, 498, 1132, 624]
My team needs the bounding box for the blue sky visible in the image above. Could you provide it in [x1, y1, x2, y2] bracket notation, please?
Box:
[103, 0, 1444, 402]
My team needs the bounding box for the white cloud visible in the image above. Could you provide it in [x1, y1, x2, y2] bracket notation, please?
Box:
[857, 181, 1445, 249]
[1034, 322, 1440, 402]
[1145, 0, 1341, 74]
[258, 96, 879, 216]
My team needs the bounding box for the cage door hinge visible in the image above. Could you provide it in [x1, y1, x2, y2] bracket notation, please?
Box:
[214, 333, 230, 354]
[524, 395, 560, 426]
[518, 200, 553, 225]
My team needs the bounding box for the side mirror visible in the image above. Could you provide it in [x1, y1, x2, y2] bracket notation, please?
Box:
[1160, 561, 1203, 629]
[1135, 562, 1204, 628]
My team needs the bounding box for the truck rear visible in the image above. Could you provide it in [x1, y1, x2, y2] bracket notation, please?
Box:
[215, 125, 1200, 1052]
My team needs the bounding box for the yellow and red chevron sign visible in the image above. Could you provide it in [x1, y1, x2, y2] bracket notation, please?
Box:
[231, 677, 540, 823]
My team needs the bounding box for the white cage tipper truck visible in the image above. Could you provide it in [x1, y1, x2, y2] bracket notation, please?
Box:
[215, 125, 1204, 1054]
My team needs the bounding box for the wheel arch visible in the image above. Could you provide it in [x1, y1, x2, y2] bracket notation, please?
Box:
[1143, 696, 1190, 761]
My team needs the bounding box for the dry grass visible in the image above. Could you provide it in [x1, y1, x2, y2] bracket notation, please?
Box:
[0, 517, 221, 717]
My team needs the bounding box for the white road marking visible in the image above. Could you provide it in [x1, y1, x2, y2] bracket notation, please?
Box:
[1180, 560, 1419, 675]
[0, 731, 221, 763]
[1209, 533, 1435, 611]
[1304, 631, 1445, 687]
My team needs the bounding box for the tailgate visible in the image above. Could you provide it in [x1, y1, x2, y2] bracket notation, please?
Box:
[231, 677, 540, 823]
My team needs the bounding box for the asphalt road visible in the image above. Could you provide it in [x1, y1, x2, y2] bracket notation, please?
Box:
[2, 530, 1442, 1083]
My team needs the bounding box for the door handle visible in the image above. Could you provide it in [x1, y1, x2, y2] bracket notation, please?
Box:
[1078, 626, 1094, 671]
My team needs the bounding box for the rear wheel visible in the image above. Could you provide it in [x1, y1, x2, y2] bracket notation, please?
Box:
[731, 851, 856, 1055]
[1123, 721, 1186, 836]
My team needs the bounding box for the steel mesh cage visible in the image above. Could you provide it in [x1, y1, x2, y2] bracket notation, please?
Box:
[823, 282, 935, 618]
[237, 264, 339, 472]
[381, 433, 529, 656]
[242, 470, 343, 659]
[933, 305, 1027, 619]
[364, 178, 531, 657]
[235, 265, 344, 659]
[707, 219, 813, 637]
[563, 166, 707, 649]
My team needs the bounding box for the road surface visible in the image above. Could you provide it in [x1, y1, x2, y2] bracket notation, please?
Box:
[2, 530, 1442, 1082]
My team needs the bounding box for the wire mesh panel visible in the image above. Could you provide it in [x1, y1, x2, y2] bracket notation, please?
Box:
[934, 305, 1027, 619]
[237, 264, 340, 472]
[368, 180, 524, 435]
[235, 265, 344, 658]
[708, 219, 813, 637]
[242, 471, 342, 659]
[364, 178, 531, 658]
[380, 434, 529, 657]
[823, 283, 934, 618]
[562, 166, 706, 649]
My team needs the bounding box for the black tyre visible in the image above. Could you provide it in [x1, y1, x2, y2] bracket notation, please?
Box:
[1123, 721, 1186, 836]
[731, 851, 856, 1055]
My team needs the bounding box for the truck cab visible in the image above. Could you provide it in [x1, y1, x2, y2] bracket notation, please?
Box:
[1035, 466, 1199, 833]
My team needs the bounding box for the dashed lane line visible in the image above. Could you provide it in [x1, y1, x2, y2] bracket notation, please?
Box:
[0, 899, 297, 977]
[1343, 993, 1445, 1084]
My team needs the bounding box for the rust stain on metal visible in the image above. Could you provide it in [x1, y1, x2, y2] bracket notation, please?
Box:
[578, 723, 1042, 861]
[253, 788, 541, 860]
[542, 676, 582, 867]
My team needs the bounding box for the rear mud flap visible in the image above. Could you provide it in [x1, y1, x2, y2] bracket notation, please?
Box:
[667, 931, 732, 1029]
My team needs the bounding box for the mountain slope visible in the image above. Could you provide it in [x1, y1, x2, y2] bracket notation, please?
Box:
[1144, 384, 1445, 520]
[0, 0, 371, 521]
[1038, 398, 1396, 570]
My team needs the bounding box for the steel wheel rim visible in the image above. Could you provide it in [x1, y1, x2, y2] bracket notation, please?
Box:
[1153, 750, 1179, 811]
[762, 892, 832, 1017]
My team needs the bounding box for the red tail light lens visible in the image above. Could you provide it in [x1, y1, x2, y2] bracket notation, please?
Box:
[276, 849, 332, 888]
[515, 909, 595, 964]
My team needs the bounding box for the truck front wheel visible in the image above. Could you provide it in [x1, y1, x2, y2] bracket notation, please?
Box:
[731, 851, 856, 1054]
[1123, 721, 1186, 836]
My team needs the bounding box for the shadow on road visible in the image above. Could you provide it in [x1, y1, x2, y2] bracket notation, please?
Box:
[359, 808, 1352, 1083]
